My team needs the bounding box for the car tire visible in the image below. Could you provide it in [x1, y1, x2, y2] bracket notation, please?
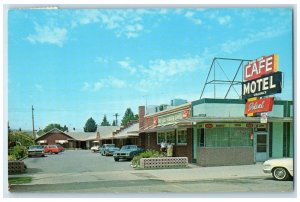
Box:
[272, 167, 291, 181]
[114, 158, 119, 162]
[28, 155, 31, 158]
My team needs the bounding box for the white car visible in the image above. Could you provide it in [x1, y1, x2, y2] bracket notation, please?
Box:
[91, 145, 100, 152]
[263, 158, 293, 181]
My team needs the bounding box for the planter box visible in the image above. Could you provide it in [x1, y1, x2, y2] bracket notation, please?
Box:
[140, 157, 188, 169]
[8, 160, 26, 174]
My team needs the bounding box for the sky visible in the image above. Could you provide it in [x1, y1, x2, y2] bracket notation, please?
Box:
[7, 7, 293, 131]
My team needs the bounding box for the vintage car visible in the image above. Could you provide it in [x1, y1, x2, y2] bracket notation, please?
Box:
[263, 158, 293, 181]
[100, 144, 118, 156]
[44, 145, 60, 154]
[57, 144, 65, 152]
[28, 145, 45, 157]
[91, 145, 100, 153]
[113, 145, 144, 161]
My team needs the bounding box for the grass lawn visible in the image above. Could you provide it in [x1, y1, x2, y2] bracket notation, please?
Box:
[8, 176, 32, 185]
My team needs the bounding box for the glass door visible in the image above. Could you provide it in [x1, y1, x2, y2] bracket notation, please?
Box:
[255, 133, 269, 162]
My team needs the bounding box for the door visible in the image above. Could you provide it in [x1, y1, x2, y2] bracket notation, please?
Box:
[255, 132, 269, 162]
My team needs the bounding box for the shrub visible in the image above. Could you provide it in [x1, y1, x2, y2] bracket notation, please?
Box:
[8, 155, 17, 161]
[131, 150, 162, 168]
[10, 145, 27, 160]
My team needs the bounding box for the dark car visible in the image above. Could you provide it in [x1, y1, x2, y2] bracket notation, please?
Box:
[28, 145, 45, 157]
[100, 144, 119, 156]
[113, 145, 144, 161]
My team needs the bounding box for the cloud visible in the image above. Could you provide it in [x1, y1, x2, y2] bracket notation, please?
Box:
[27, 24, 67, 47]
[218, 15, 231, 25]
[221, 25, 288, 54]
[82, 76, 127, 92]
[81, 82, 90, 91]
[135, 55, 209, 92]
[118, 57, 137, 74]
[184, 11, 202, 25]
[35, 84, 44, 91]
[95, 57, 109, 64]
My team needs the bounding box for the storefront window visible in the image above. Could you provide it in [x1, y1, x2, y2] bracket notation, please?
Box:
[177, 130, 187, 144]
[157, 132, 165, 144]
[205, 127, 253, 147]
[157, 131, 175, 144]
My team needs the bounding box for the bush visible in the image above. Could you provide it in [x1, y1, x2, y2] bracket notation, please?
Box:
[8, 155, 17, 161]
[10, 145, 27, 160]
[131, 150, 162, 168]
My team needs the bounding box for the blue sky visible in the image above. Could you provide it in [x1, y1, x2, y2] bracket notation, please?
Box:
[7, 8, 293, 131]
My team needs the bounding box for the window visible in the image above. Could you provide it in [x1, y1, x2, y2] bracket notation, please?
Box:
[177, 129, 187, 144]
[204, 127, 253, 147]
[157, 131, 175, 144]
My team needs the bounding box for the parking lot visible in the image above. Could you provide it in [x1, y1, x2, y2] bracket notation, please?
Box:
[23, 149, 133, 174]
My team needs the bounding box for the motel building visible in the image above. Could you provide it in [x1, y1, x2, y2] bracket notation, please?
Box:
[137, 98, 293, 167]
[138, 54, 293, 167]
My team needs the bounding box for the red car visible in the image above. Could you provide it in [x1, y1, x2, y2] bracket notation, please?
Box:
[44, 145, 60, 154]
[56, 144, 65, 152]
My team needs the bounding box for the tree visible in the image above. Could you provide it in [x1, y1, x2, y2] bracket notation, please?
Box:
[112, 120, 116, 126]
[121, 108, 138, 126]
[84, 117, 97, 132]
[63, 125, 68, 132]
[43, 123, 65, 133]
[100, 115, 111, 126]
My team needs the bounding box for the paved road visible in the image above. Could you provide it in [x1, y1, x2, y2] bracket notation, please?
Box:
[7, 150, 294, 195]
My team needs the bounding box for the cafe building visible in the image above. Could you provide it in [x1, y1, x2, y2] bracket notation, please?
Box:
[177, 98, 293, 166]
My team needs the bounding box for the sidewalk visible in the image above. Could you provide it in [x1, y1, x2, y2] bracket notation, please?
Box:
[9, 163, 266, 185]
[137, 162, 265, 182]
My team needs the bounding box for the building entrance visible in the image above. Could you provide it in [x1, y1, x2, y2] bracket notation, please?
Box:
[255, 132, 269, 162]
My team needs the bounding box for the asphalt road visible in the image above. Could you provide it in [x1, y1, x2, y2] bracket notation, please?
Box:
[7, 150, 294, 195]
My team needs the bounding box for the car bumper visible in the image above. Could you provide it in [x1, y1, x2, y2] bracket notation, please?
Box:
[263, 166, 272, 174]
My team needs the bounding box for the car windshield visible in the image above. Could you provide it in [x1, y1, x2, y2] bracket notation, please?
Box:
[105, 144, 115, 148]
[29, 145, 44, 149]
[121, 145, 137, 150]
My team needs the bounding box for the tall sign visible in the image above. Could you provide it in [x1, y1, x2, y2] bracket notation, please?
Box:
[243, 54, 281, 117]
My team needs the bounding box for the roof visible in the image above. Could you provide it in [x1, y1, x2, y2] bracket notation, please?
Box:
[144, 102, 191, 118]
[97, 126, 120, 140]
[114, 123, 139, 139]
[36, 128, 74, 141]
[66, 132, 97, 141]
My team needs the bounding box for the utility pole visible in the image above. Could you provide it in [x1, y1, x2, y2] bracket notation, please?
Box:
[32, 105, 36, 139]
[114, 113, 119, 126]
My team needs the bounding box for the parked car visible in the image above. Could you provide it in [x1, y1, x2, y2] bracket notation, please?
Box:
[91, 145, 100, 153]
[113, 145, 144, 161]
[100, 144, 117, 155]
[44, 145, 60, 154]
[56, 144, 65, 152]
[101, 145, 120, 156]
[28, 145, 45, 157]
[263, 158, 293, 181]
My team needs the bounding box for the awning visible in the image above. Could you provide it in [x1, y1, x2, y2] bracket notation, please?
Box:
[177, 116, 293, 123]
[139, 124, 192, 133]
[55, 140, 68, 144]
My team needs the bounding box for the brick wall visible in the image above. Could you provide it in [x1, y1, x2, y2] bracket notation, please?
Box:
[196, 147, 254, 166]
[173, 128, 193, 163]
[37, 132, 71, 146]
[139, 106, 145, 130]
[141, 129, 193, 163]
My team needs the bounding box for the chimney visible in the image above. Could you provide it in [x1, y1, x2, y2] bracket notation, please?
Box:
[139, 106, 145, 130]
